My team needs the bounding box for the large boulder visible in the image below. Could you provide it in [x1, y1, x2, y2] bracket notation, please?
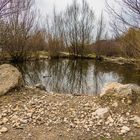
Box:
[0, 64, 24, 96]
[100, 82, 140, 99]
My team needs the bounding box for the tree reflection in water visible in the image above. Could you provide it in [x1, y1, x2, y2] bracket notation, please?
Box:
[14, 59, 140, 95]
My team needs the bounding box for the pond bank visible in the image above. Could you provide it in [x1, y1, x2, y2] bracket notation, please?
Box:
[0, 51, 140, 68]
[0, 64, 140, 139]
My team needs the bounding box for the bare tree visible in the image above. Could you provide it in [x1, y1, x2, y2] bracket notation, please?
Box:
[96, 12, 106, 41]
[106, 0, 140, 29]
[0, 0, 31, 18]
[63, 0, 95, 56]
[106, 0, 140, 58]
[0, 0, 36, 61]
[46, 7, 65, 57]
[0, 0, 13, 18]
[45, 0, 107, 57]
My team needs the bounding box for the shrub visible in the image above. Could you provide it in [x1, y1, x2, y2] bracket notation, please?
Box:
[46, 34, 65, 58]
[120, 28, 140, 58]
[93, 40, 122, 57]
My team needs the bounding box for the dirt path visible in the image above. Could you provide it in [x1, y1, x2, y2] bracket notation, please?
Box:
[0, 87, 140, 140]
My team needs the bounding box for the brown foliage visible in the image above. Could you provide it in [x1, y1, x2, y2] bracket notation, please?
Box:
[93, 40, 122, 57]
[120, 28, 140, 58]
[0, 0, 35, 61]
[46, 34, 65, 57]
[28, 30, 47, 51]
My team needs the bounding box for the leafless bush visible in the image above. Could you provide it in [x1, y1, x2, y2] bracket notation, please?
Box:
[46, 34, 65, 57]
[28, 29, 47, 51]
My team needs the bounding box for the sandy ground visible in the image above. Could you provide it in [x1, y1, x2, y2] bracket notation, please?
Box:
[0, 87, 140, 140]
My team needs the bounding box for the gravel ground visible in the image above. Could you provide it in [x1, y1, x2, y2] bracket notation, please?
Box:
[0, 87, 140, 140]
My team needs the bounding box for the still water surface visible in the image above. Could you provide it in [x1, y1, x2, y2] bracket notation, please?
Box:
[13, 59, 140, 95]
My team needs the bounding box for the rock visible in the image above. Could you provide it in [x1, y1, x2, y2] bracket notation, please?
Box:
[100, 82, 140, 99]
[13, 122, 21, 128]
[35, 84, 47, 92]
[92, 107, 109, 118]
[0, 127, 8, 133]
[2, 118, 8, 124]
[100, 82, 122, 97]
[120, 126, 130, 135]
[112, 102, 118, 107]
[0, 64, 24, 96]
[70, 123, 75, 128]
[11, 115, 19, 121]
[106, 133, 111, 138]
[107, 116, 114, 123]
[131, 115, 140, 126]
[72, 93, 81, 96]
[20, 119, 28, 124]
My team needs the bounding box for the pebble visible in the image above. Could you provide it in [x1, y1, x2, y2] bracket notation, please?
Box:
[120, 126, 130, 135]
[20, 119, 28, 124]
[0, 89, 140, 138]
[0, 127, 8, 133]
[92, 107, 109, 118]
[107, 116, 114, 123]
[112, 102, 118, 107]
[2, 118, 8, 124]
[131, 115, 140, 125]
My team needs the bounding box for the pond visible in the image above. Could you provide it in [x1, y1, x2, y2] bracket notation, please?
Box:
[13, 59, 140, 95]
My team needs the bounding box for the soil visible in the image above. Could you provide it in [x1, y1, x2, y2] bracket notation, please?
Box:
[0, 87, 140, 140]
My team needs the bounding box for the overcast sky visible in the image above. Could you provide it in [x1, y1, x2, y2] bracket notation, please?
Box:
[36, 0, 106, 18]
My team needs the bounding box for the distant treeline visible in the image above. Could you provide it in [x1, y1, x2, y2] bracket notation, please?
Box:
[0, 0, 140, 62]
